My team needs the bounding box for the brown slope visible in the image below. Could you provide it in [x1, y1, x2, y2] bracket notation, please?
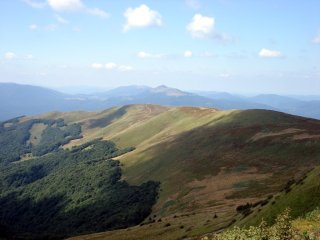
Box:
[66, 107, 320, 240]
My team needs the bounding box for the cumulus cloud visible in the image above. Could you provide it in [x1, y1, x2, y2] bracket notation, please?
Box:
[123, 4, 162, 31]
[91, 62, 134, 72]
[4, 52, 16, 60]
[23, 0, 46, 9]
[29, 24, 38, 30]
[105, 62, 118, 70]
[187, 14, 232, 42]
[54, 14, 69, 24]
[137, 51, 164, 59]
[187, 14, 214, 39]
[312, 34, 320, 44]
[259, 48, 282, 58]
[91, 63, 104, 69]
[184, 50, 193, 58]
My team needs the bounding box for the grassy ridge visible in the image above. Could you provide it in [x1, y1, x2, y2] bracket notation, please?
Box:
[44, 105, 320, 240]
[119, 109, 320, 208]
[9, 105, 320, 240]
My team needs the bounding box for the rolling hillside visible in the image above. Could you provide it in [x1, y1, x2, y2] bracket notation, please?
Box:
[61, 105, 320, 240]
[0, 105, 320, 239]
[1, 104, 319, 239]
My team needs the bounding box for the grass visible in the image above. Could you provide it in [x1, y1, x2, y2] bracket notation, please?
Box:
[21, 104, 320, 240]
[240, 166, 320, 227]
[28, 122, 47, 145]
[293, 208, 320, 237]
[232, 180, 259, 189]
[69, 210, 234, 240]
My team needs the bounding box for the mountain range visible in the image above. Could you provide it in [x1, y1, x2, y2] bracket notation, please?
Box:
[1, 82, 320, 121]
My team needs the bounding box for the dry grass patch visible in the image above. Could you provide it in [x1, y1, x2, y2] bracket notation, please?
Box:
[28, 123, 47, 145]
[250, 128, 304, 142]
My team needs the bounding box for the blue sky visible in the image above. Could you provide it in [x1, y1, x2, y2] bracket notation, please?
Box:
[0, 0, 319, 94]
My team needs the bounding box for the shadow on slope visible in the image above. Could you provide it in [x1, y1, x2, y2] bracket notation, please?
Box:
[87, 106, 129, 129]
[122, 109, 320, 215]
[241, 165, 320, 227]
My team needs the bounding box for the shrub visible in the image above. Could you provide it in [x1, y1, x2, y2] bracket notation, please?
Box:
[204, 208, 295, 240]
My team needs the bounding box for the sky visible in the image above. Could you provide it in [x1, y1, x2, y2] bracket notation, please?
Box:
[0, 0, 319, 94]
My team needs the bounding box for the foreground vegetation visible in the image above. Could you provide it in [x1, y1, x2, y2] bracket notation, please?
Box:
[240, 165, 320, 229]
[203, 208, 320, 240]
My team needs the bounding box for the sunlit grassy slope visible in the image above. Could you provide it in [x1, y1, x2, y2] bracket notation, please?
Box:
[26, 104, 320, 240]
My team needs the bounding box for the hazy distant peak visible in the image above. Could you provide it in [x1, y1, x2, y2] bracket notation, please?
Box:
[151, 85, 188, 97]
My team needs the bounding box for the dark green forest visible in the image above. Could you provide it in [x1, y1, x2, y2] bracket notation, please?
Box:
[0, 117, 82, 163]
[0, 118, 159, 239]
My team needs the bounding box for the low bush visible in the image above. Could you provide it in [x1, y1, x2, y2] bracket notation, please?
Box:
[203, 209, 298, 240]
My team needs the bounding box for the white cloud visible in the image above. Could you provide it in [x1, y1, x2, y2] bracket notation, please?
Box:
[87, 8, 109, 18]
[3, 52, 34, 61]
[186, 14, 232, 42]
[23, 0, 46, 9]
[259, 48, 282, 58]
[312, 34, 320, 44]
[24, 0, 108, 18]
[187, 14, 214, 39]
[184, 50, 193, 58]
[137, 51, 164, 59]
[29, 24, 38, 30]
[118, 65, 134, 72]
[47, 0, 108, 18]
[47, 0, 83, 11]
[185, 0, 201, 9]
[92, 62, 133, 71]
[54, 14, 69, 24]
[91, 63, 104, 69]
[105, 62, 118, 70]
[4, 52, 16, 60]
[123, 4, 162, 31]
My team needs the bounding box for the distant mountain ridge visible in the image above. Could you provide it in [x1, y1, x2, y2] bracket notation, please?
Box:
[1, 82, 320, 121]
